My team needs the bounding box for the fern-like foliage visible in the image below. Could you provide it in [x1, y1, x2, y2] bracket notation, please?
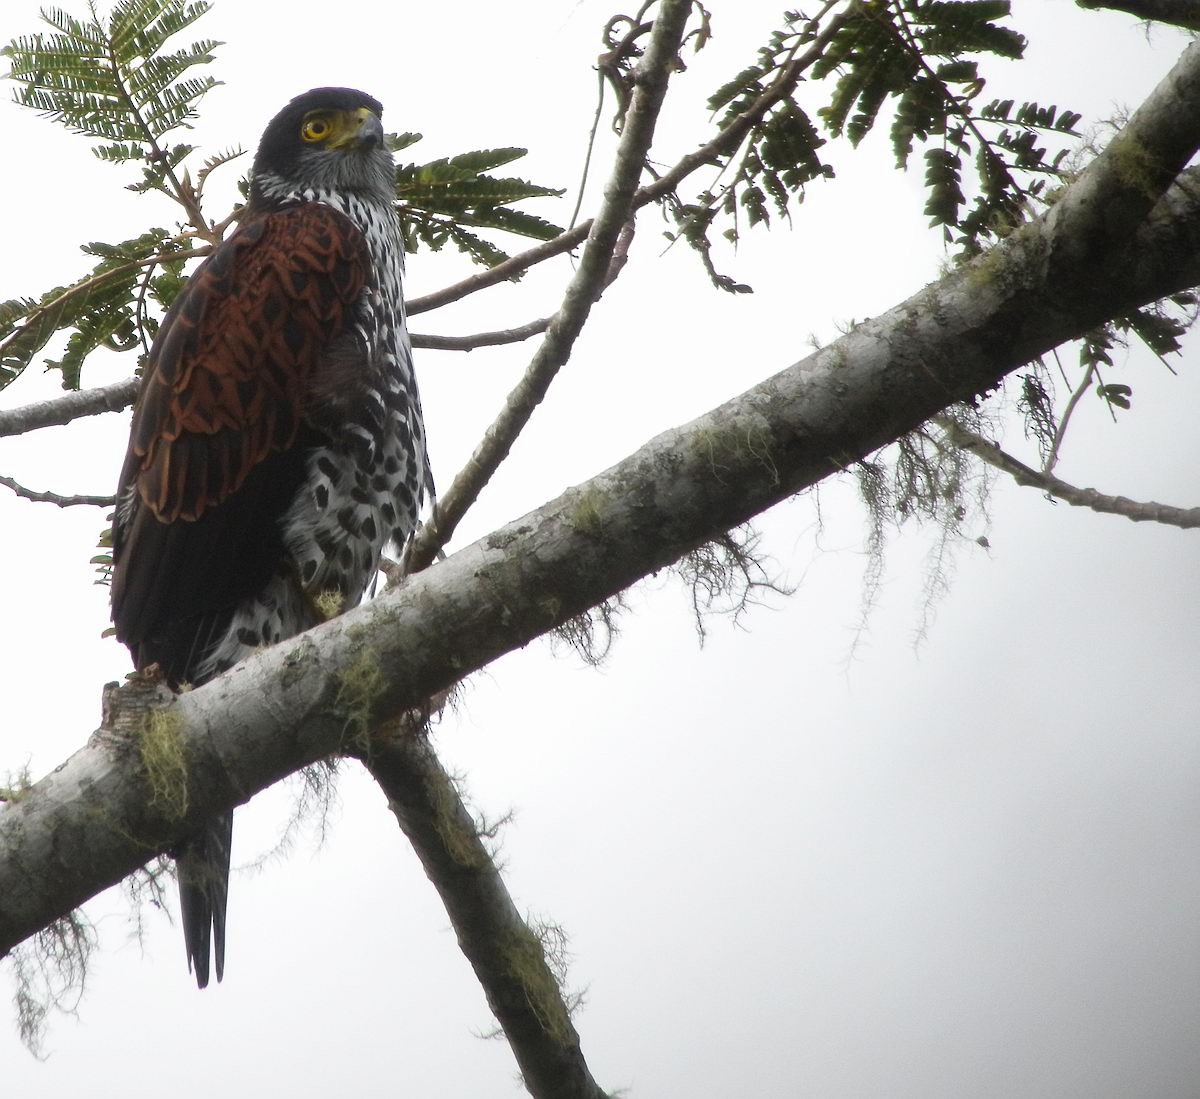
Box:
[4, 0, 220, 193]
[396, 145, 564, 268]
[0, 226, 194, 392]
[671, 1, 1082, 292]
[1, 0, 220, 391]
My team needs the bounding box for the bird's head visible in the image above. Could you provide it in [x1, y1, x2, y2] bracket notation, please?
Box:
[249, 87, 394, 208]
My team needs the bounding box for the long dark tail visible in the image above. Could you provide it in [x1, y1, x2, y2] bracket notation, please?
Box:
[176, 810, 234, 988]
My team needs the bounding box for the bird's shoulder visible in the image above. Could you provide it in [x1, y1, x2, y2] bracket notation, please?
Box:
[119, 201, 372, 525]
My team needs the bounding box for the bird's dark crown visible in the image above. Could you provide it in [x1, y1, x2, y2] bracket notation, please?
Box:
[255, 87, 383, 169]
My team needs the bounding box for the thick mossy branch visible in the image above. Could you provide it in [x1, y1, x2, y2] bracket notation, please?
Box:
[500, 923, 575, 1047]
[427, 765, 490, 872]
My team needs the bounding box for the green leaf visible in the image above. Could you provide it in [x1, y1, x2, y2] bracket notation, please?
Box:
[1097, 382, 1132, 410]
[0, 227, 182, 391]
[923, 148, 964, 227]
[393, 144, 564, 266]
[5, 0, 221, 175]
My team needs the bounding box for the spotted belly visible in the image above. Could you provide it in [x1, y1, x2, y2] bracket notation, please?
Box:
[195, 415, 423, 680]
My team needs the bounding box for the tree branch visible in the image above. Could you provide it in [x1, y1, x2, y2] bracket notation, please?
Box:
[403, 2, 693, 574]
[0, 313, 610, 441]
[412, 318, 551, 353]
[358, 722, 606, 1099]
[407, 226, 593, 317]
[0, 377, 140, 439]
[1044, 362, 1096, 474]
[1049, 34, 1200, 271]
[6, 122, 1200, 957]
[1076, 0, 1200, 31]
[933, 415, 1200, 528]
[0, 475, 115, 509]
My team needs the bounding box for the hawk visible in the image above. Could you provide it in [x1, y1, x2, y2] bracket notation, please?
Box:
[111, 88, 430, 988]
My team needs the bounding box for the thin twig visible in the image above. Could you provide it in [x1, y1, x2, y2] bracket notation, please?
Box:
[407, 225, 594, 316]
[935, 415, 1200, 529]
[568, 70, 608, 233]
[412, 318, 552, 352]
[0, 475, 115, 508]
[1044, 363, 1096, 473]
[402, 2, 691, 575]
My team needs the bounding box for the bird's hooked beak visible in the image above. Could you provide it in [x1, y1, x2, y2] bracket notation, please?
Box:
[330, 107, 384, 151]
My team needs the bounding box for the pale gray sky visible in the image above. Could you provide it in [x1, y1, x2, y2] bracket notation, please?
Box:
[1, 2, 1198, 1096]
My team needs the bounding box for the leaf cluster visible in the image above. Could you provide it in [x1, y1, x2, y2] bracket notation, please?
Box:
[1078, 290, 1198, 415]
[671, 1, 1084, 292]
[395, 144, 565, 269]
[3, 0, 220, 193]
[0, 228, 189, 391]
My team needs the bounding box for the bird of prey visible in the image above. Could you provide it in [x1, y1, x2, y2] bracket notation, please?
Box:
[111, 87, 431, 988]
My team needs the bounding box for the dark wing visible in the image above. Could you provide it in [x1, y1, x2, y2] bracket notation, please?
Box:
[112, 203, 369, 680]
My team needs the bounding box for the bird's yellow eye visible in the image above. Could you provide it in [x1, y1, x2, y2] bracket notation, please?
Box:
[301, 115, 333, 143]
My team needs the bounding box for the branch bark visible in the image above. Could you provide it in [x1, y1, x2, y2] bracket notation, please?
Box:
[359, 722, 606, 1099]
[6, 126, 1200, 958]
[0, 376, 139, 439]
[1048, 35, 1200, 270]
[413, 318, 551, 352]
[933, 415, 1200, 528]
[0, 475, 115, 508]
[1076, 0, 1200, 31]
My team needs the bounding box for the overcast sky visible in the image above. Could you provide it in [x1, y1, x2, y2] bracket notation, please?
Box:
[1, 1, 1198, 1095]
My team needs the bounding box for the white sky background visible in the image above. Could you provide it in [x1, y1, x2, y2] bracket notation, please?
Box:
[1, 1, 1198, 1094]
